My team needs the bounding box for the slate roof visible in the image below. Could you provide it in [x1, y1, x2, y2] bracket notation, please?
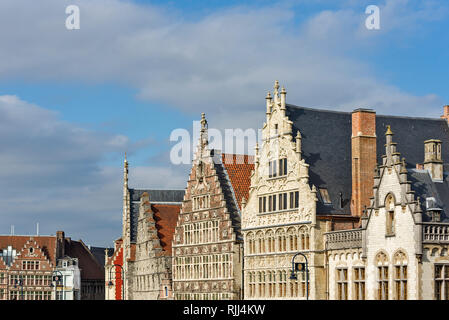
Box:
[129, 189, 184, 243]
[88, 246, 112, 267]
[128, 189, 184, 245]
[408, 170, 449, 223]
[65, 239, 104, 280]
[285, 104, 449, 216]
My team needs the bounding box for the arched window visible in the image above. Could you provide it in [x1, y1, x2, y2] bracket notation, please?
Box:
[376, 252, 389, 300]
[287, 228, 296, 251]
[393, 251, 408, 300]
[266, 230, 274, 253]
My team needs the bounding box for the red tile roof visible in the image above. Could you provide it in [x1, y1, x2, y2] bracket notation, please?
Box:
[152, 204, 181, 255]
[0, 235, 57, 266]
[221, 153, 255, 211]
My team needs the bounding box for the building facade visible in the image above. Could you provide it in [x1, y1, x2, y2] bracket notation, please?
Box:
[172, 113, 254, 300]
[326, 123, 449, 300]
[0, 231, 104, 300]
[105, 156, 184, 300]
[242, 81, 359, 300]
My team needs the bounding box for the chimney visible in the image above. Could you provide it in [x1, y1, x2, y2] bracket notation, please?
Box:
[440, 105, 449, 124]
[56, 231, 65, 259]
[351, 109, 377, 217]
[423, 139, 443, 181]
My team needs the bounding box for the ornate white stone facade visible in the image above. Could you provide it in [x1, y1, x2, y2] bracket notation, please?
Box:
[242, 81, 321, 300]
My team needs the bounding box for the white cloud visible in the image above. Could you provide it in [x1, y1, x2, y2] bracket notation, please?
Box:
[0, 0, 446, 121]
[0, 94, 187, 246]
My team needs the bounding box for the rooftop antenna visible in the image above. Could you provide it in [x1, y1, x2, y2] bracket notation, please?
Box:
[36, 223, 39, 236]
[11, 225, 14, 236]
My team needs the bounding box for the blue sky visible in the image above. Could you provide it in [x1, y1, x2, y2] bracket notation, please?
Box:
[0, 0, 448, 246]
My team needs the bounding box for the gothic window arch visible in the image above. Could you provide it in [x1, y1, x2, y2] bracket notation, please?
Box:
[287, 227, 296, 251]
[266, 230, 275, 253]
[276, 229, 286, 252]
[256, 231, 265, 254]
[393, 250, 408, 300]
[375, 251, 389, 300]
[246, 232, 254, 254]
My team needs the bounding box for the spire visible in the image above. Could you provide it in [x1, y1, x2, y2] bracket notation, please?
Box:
[385, 125, 393, 136]
[123, 153, 128, 188]
[273, 80, 280, 106]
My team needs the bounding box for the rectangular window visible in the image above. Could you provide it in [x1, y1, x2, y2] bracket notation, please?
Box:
[394, 265, 407, 300]
[259, 197, 262, 213]
[435, 264, 449, 300]
[377, 266, 389, 300]
[295, 191, 299, 208]
[353, 267, 365, 300]
[336, 268, 348, 300]
[273, 194, 276, 211]
[268, 195, 272, 212]
[290, 192, 294, 209]
[279, 158, 287, 176]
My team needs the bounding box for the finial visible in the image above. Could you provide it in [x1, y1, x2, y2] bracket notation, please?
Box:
[281, 86, 286, 94]
[385, 125, 393, 135]
[124, 152, 128, 168]
[266, 91, 272, 99]
[296, 130, 301, 138]
[274, 80, 280, 90]
[200, 112, 207, 130]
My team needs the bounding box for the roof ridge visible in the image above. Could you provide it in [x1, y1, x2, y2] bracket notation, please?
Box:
[286, 103, 444, 121]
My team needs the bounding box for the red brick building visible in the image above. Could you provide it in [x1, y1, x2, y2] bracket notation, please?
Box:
[0, 232, 105, 300]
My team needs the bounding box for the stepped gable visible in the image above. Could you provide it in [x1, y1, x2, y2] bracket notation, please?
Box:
[286, 104, 449, 216]
[128, 189, 184, 243]
[0, 235, 57, 266]
[152, 204, 180, 255]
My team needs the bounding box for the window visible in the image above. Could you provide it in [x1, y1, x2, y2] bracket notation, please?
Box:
[385, 194, 395, 236]
[319, 189, 331, 204]
[268, 160, 278, 178]
[289, 191, 299, 209]
[353, 267, 365, 300]
[435, 264, 449, 300]
[279, 158, 287, 176]
[394, 252, 407, 300]
[279, 193, 288, 210]
[376, 252, 389, 300]
[336, 268, 348, 300]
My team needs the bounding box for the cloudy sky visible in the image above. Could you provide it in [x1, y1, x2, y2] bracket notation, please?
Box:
[0, 0, 448, 247]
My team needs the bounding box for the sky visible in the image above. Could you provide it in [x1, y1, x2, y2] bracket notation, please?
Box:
[0, 0, 448, 247]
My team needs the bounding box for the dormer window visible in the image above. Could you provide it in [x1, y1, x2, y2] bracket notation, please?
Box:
[319, 189, 331, 204]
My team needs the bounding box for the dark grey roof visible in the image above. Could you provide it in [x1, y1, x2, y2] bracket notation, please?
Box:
[87, 246, 112, 267]
[128, 189, 185, 243]
[285, 104, 449, 216]
[129, 189, 185, 203]
[286, 105, 352, 214]
[408, 170, 449, 223]
[211, 150, 242, 240]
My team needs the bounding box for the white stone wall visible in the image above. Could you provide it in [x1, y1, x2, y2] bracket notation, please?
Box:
[365, 168, 418, 300]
